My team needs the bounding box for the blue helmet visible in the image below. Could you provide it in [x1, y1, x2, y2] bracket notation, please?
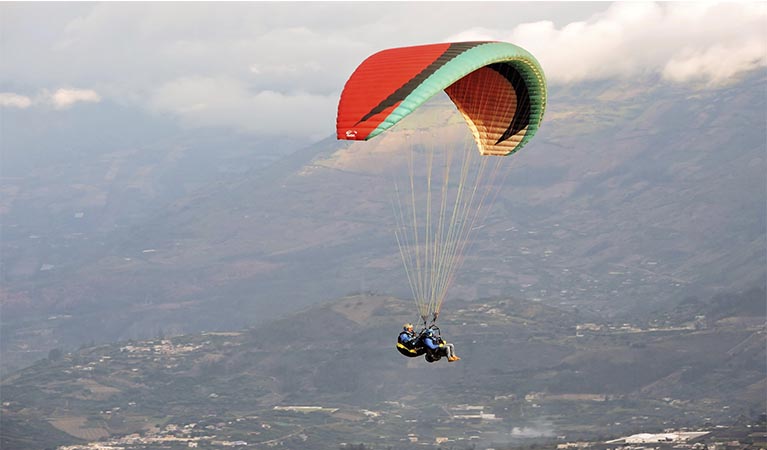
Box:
[424, 328, 434, 336]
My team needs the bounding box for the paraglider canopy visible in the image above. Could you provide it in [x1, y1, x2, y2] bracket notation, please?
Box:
[336, 41, 546, 156]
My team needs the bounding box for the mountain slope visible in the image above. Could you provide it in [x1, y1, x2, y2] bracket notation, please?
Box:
[1, 290, 764, 449]
[1, 72, 765, 373]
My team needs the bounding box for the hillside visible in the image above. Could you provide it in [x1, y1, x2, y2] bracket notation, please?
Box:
[1, 72, 765, 374]
[1, 289, 764, 449]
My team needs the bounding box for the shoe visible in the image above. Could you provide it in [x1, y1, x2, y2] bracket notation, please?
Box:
[448, 356, 460, 362]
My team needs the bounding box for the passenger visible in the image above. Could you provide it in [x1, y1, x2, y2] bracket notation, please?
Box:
[422, 327, 460, 362]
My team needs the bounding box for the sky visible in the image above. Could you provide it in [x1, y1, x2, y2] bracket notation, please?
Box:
[1, 2, 766, 141]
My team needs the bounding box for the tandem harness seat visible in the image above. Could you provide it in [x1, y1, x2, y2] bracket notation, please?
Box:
[396, 340, 427, 357]
[396, 323, 426, 357]
[396, 325, 444, 361]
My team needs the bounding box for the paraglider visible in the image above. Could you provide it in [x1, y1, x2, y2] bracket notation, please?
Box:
[336, 42, 547, 362]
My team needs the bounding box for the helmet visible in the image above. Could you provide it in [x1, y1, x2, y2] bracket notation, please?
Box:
[424, 328, 433, 336]
[403, 323, 414, 331]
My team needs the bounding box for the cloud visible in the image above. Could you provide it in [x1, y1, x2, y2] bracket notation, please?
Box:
[0, 3, 604, 139]
[662, 40, 767, 85]
[0, 92, 32, 108]
[449, 2, 767, 85]
[149, 76, 336, 139]
[0, 89, 102, 110]
[49, 88, 101, 109]
[2, 3, 764, 139]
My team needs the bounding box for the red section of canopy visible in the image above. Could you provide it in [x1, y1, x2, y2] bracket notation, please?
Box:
[337, 43, 452, 140]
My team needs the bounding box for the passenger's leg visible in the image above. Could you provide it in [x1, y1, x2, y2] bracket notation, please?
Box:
[446, 343, 460, 361]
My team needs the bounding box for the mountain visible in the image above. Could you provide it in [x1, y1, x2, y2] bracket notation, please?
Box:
[1, 71, 765, 374]
[1, 289, 764, 449]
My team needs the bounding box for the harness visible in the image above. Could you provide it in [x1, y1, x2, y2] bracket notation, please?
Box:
[396, 330, 425, 357]
[395, 321, 444, 360]
[396, 341, 424, 357]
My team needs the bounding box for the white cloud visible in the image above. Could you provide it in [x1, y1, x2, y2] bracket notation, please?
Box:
[2, 2, 764, 138]
[450, 2, 767, 86]
[0, 92, 32, 108]
[0, 3, 604, 138]
[663, 40, 767, 86]
[49, 88, 102, 109]
[0, 89, 102, 110]
[149, 76, 336, 139]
